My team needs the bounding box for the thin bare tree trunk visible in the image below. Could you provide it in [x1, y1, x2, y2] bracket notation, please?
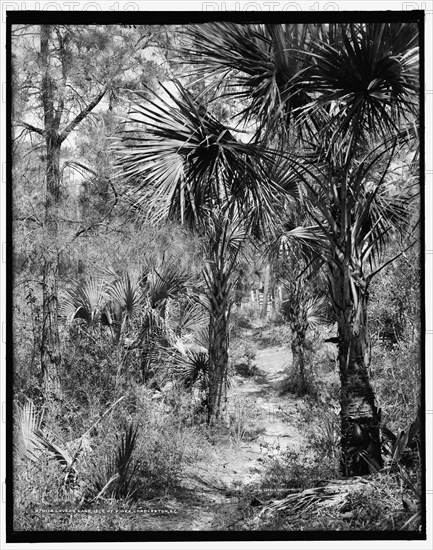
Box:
[38, 25, 107, 400]
[41, 255, 61, 398]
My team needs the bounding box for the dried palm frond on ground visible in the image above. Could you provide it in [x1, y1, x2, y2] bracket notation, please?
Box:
[259, 476, 372, 517]
[251, 471, 421, 531]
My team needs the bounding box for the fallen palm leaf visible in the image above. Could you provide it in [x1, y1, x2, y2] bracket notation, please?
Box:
[258, 477, 373, 520]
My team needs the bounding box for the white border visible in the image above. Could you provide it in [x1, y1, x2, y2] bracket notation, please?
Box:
[1, 2, 432, 549]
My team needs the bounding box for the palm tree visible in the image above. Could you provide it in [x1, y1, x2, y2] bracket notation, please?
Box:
[182, 21, 420, 473]
[116, 82, 284, 422]
[279, 264, 327, 395]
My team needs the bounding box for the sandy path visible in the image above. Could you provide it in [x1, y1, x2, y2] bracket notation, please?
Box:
[175, 338, 306, 530]
[220, 343, 305, 484]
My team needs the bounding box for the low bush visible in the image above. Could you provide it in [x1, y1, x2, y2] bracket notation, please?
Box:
[230, 304, 260, 334]
[371, 340, 421, 434]
[278, 364, 318, 399]
[229, 340, 258, 378]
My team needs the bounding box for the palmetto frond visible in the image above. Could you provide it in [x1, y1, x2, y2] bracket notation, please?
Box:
[117, 81, 276, 229]
[305, 23, 419, 153]
[182, 22, 418, 157]
[104, 271, 143, 322]
[169, 337, 209, 390]
[181, 23, 322, 141]
[14, 400, 89, 484]
[281, 276, 327, 326]
[60, 277, 106, 326]
[169, 297, 208, 337]
[146, 258, 193, 311]
[302, 294, 328, 329]
[14, 400, 45, 462]
[348, 143, 417, 269]
[90, 423, 139, 501]
[193, 327, 210, 352]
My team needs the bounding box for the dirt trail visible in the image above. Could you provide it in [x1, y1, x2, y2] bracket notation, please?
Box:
[219, 341, 304, 483]
[174, 332, 306, 530]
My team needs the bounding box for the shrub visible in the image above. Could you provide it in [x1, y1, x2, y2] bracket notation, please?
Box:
[230, 304, 260, 334]
[229, 340, 258, 378]
[260, 446, 339, 496]
[371, 340, 421, 434]
[226, 395, 264, 446]
[278, 364, 318, 399]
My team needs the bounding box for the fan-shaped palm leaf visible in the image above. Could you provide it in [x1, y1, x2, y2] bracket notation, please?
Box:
[305, 23, 419, 154]
[117, 80, 281, 234]
[171, 340, 210, 391]
[90, 423, 139, 500]
[14, 400, 45, 462]
[181, 23, 322, 141]
[193, 326, 210, 352]
[146, 260, 193, 311]
[104, 271, 143, 323]
[60, 278, 106, 326]
[169, 297, 208, 336]
[302, 294, 328, 329]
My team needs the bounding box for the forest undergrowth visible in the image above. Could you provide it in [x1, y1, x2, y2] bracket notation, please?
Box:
[13, 298, 422, 532]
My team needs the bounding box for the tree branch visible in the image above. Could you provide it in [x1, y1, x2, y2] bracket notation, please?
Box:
[366, 240, 418, 284]
[58, 88, 107, 144]
[17, 120, 44, 136]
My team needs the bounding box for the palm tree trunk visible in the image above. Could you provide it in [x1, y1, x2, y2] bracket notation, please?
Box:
[291, 323, 307, 394]
[204, 249, 232, 424]
[207, 300, 229, 423]
[333, 263, 383, 476]
[261, 262, 271, 318]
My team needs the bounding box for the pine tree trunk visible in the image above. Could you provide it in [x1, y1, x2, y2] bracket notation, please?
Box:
[41, 254, 61, 398]
[40, 25, 61, 400]
[333, 262, 383, 476]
